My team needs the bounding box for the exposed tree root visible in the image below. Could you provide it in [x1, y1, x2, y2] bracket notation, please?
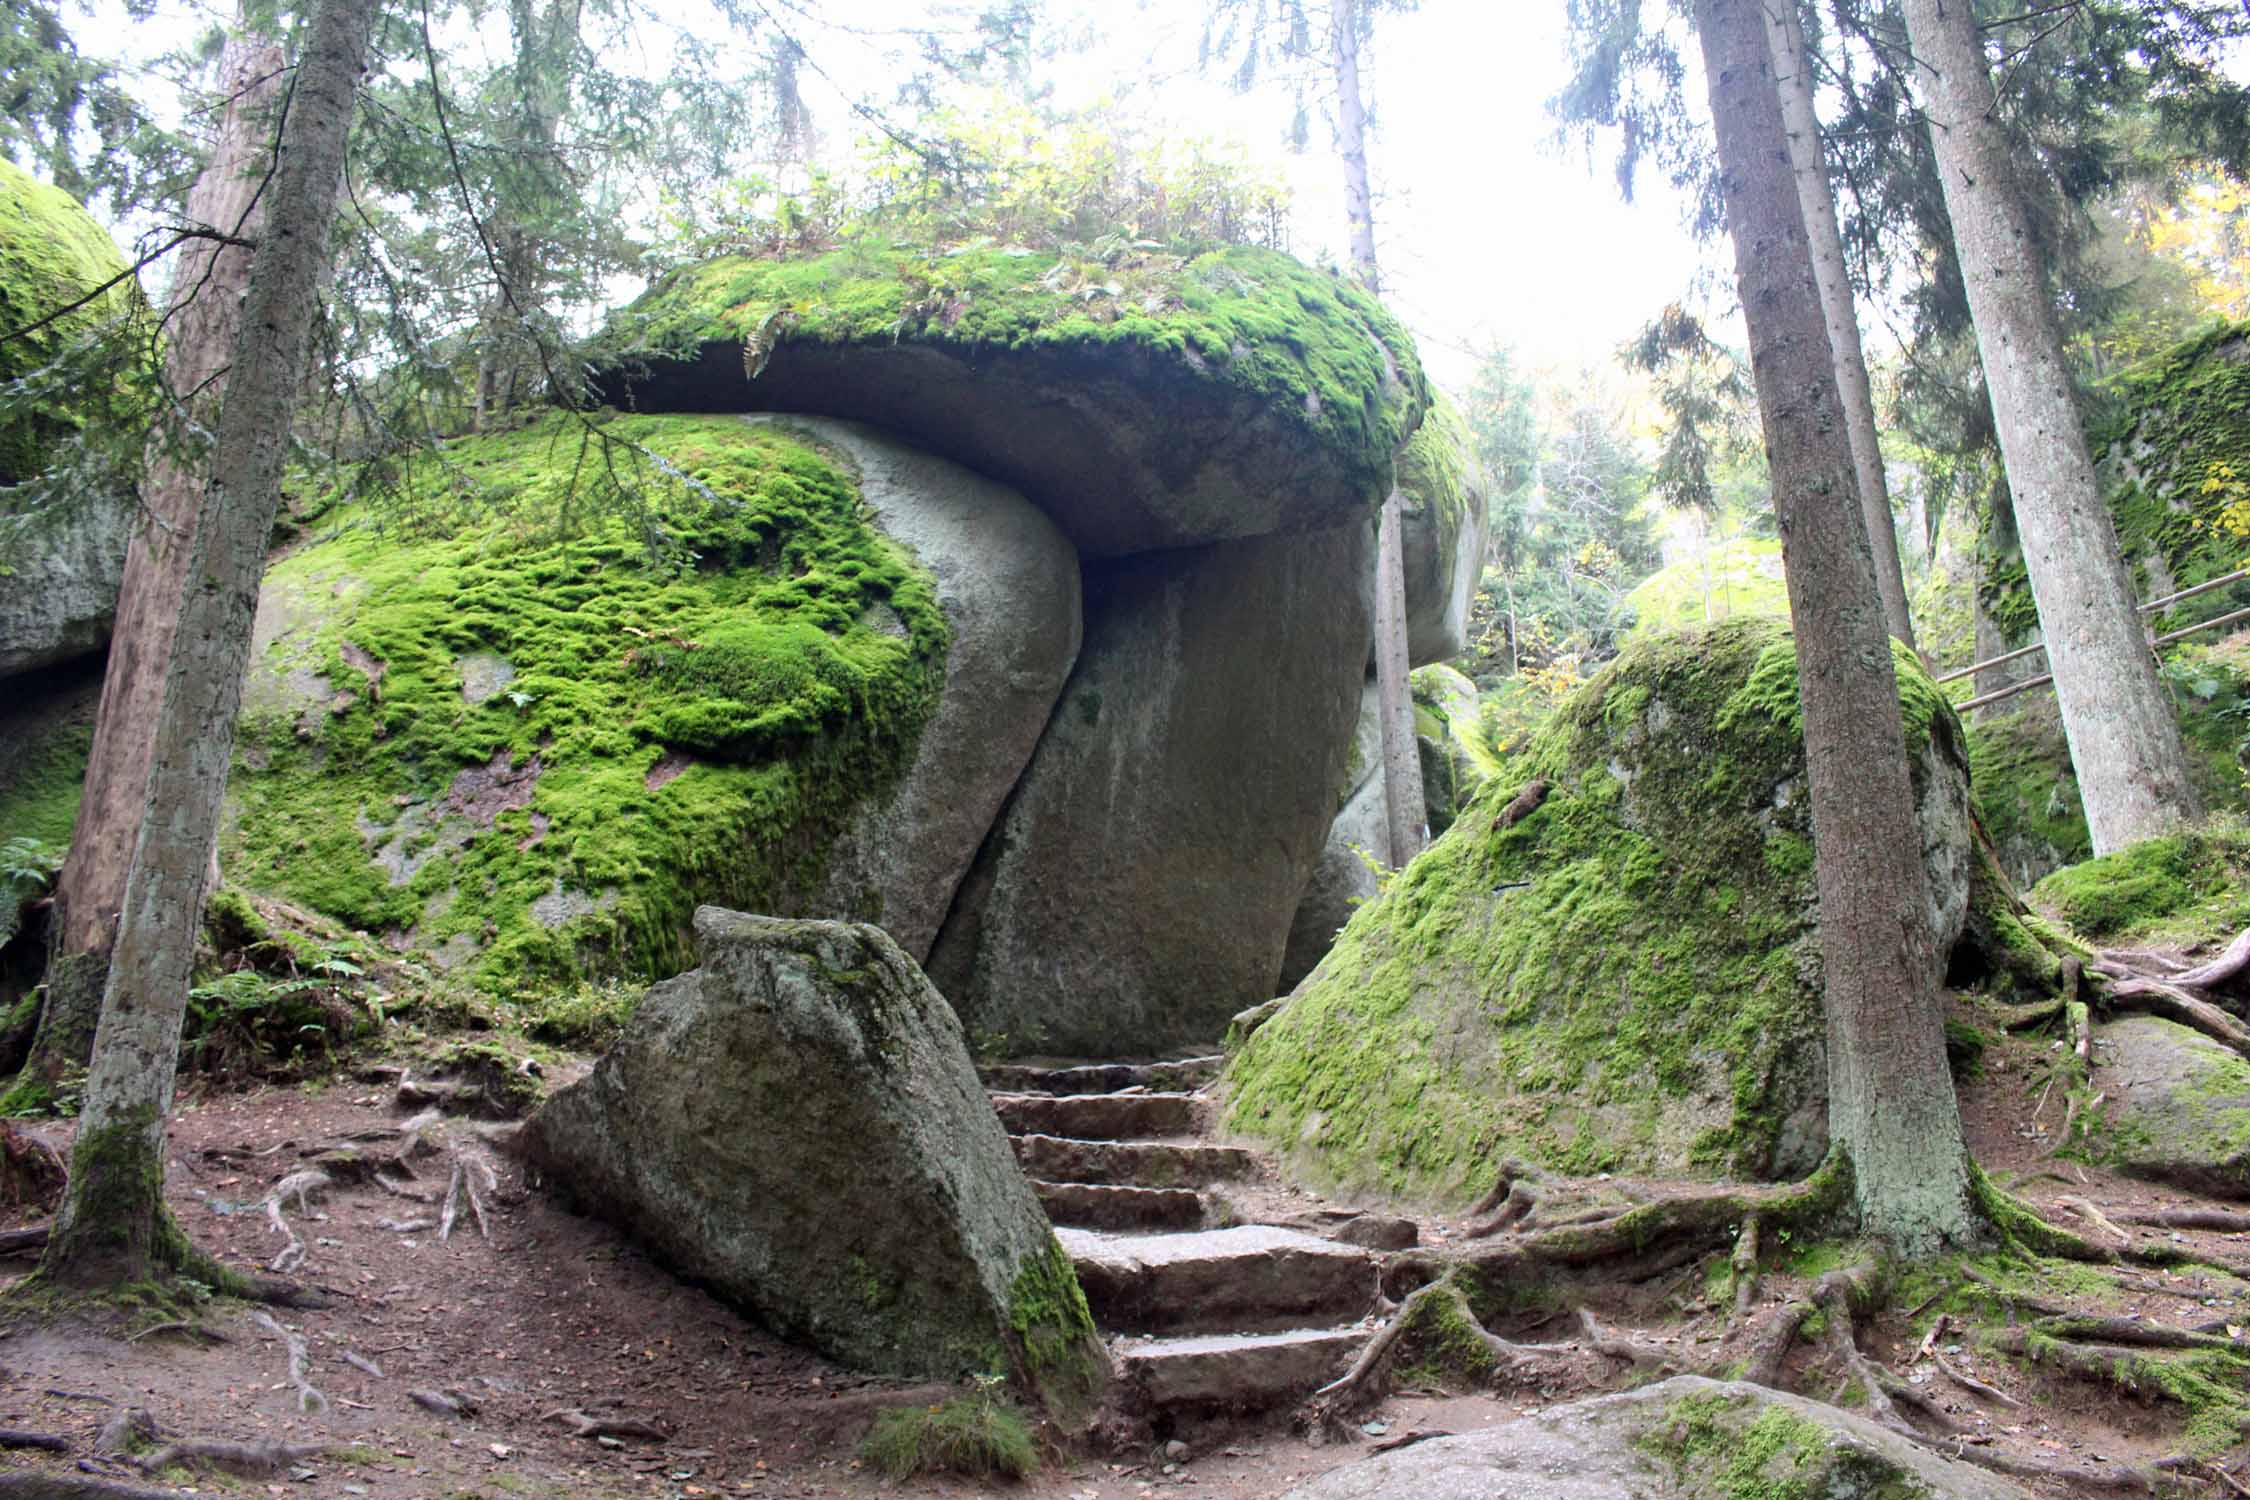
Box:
[1727, 1214, 1762, 1324]
[93, 1407, 159, 1458]
[2170, 928, 2250, 992]
[134, 1438, 333, 1477]
[1945, 1444, 2158, 1492]
[411, 1387, 480, 1418]
[542, 1408, 668, 1442]
[2055, 1194, 2131, 1244]
[261, 1169, 330, 1275]
[0, 1224, 50, 1256]
[1296, 1280, 1573, 1435]
[0, 1475, 183, 1499]
[2125, 1206, 2250, 1233]
[0, 1431, 68, 1452]
[250, 1312, 327, 1415]
[2093, 969, 2250, 1063]
[440, 1146, 497, 1243]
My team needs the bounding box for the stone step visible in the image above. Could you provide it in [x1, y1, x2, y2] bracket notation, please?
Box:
[980, 1055, 1225, 1097]
[1012, 1134, 1262, 1188]
[1033, 1180, 1206, 1233]
[989, 1090, 1200, 1140]
[1058, 1225, 1377, 1336]
[1115, 1326, 1370, 1410]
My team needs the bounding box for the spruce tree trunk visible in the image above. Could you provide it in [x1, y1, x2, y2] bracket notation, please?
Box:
[39, 0, 374, 1289]
[1693, 0, 1977, 1253]
[1328, 0, 1426, 865]
[1898, 0, 2201, 854]
[1762, 0, 1916, 653]
[1374, 494, 1424, 864]
[28, 37, 288, 1101]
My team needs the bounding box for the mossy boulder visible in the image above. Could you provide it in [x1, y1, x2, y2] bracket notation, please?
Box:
[926, 521, 1373, 1055]
[522, 908, 1110, 1420]
[1623, 535, 1789, 640]
[1225, 617, 1972, 1201]
[1984, 321, 2250, 640]
[1413, 663, 1498, 837]
[0, 159, 138, 676]
[1395, 395, 1487, 666]
[224, 413, 950, 993]
[1969, 635, 2250, 890]
[2095, 1014, 2250, 1199]
[1278, 1376, 2029, 1499]
[2030, 818, 2250, 945]
[596, 240, 1425, 557]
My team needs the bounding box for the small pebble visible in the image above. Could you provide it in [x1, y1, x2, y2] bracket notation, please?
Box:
[1164, 1439, 1190, 1462]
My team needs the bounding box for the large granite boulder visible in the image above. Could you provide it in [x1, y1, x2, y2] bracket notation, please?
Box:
[1395, 396, 1487, 667]
[1278, 681, 1387, 993]
[1227, 617, 1974, 1201]
[225, 414, 956, 991]
[1280, 1376, 2031, 1499]
[0, 159, 140, 676]
[749, 417, 1081, 963]
[2096, 1014, 2250, 1197]
[928, 521, 1374, 1054]
[522, 908, 1110, 1419]
[596, 242, 1427, 557]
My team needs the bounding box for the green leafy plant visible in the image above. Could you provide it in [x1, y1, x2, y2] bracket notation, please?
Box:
[0, 837, 64, 886]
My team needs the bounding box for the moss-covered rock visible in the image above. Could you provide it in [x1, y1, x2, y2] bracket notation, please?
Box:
[0, 161, 138, 677]
[2094, 1015, 2250, 1199]
[522, 908, 1110, 1419]
[1983, 321, 2250, 640]
[1413, 663, 1499, 837]
[1277, 1376, 2030, 1499]
[0, 158, 135, 484]
[224, 413, 947, 995]
[1396, 395, 1488, 666]
[1967, 635, 2250, 890]
[1224, 617, 1972, 1202]
[1623, 535, 1789, 640]
[2030, 817, 2250, 945]
[596, 240, 1425, 557]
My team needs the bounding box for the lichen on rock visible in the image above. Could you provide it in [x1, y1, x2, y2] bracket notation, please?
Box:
[1224, 617, 1972, 1203]
[224, 413, 947, 993]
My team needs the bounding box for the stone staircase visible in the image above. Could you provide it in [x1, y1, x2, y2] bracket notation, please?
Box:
[983, 1055, 1404, 1417]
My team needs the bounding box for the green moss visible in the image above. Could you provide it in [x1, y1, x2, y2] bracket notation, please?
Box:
[223, 413, 946, 997]
[0, 712, 92, 850]
[613, 238, 1425, 489]
[1396, 391, 1474, 555]
[1224, 617, 1964, 1202]
[2032, 818, 2250, 943]
[0, 159, 138, 484]
[1643, 1390, 1924, 1499]
[1624, 537, 1790, 639]
[1002, 1238, 1103, 1421]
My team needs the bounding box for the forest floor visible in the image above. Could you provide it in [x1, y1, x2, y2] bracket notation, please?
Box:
[0, 1002, 2246, 1499]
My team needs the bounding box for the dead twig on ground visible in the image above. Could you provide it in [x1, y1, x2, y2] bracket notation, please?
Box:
[250, 1312, 327, 1415]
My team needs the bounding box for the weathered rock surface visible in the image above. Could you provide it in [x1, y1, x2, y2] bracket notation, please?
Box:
[521, 908, 1109, 1417]
[1279, 681, 1386, 993]
[928, 521, 1373, 1054]
[0, 486, 132, 678]
[600, 244, 1426, 558]
[1229, 619, 1975, 1199]
[1413, 662, 1493, 837]
[0, 160, 140, 676]
[1395, 397, 1487, 667]
[758, 416, 1082, 962]
[1279, 1376, 2031, 1499]
[2098, 1013, 2250, 1197]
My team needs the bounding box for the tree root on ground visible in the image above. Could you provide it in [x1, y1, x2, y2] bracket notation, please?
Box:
[249, 1312, 327, 1415]
[0, 1475, 184, 1499]
[133, 1439, 334, 1477]
[542, 1408, 669, 1442]
[2126, 1206, 2250, 1233]
[0, 1431, 67, 1452]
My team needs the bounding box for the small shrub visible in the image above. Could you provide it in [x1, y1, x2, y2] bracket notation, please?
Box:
[526, 978, 639, 1049]
[858, 1382, 1036, 1483]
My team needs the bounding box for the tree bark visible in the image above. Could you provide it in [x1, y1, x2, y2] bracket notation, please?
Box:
[29, 35, 286, 1098]
[39, 0, 374, 1289]
[1332, 0, 1380, 295]
[1374, 493, 1426, 864]
[1327, 0, 1425, 866]
[1761, 0, 1915, 653]
[1693, 0, 1977, 1253]
[1897, 0, 2201, 855]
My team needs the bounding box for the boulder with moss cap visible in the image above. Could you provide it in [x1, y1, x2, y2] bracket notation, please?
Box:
[0, 158, 141, 677]
[522, 907, 1111, 1420]
[595, 240, 1427, 557]
[1226, 616, 1974, 1201]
